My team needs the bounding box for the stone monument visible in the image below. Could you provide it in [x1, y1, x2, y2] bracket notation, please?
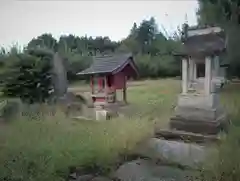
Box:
[170, 24, 228, 135]
[52, 52, 68, 98]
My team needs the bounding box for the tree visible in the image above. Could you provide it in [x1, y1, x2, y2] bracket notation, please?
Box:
[1, 52, 53, 103]
[136, 17, 158, 53]
[27, 34, 58, 51]
[0, 16, 183, 89]
[197, 0, 240, 77]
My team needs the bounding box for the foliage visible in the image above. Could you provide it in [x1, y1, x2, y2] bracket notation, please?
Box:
[135, 54, 180, 78]
[1, 17, 182, 83]
[116, 17, 182, 78]
[1, 52, 53, 104]
[0, 16, 183, 103]
[27, 33, 58, 51]
[197, 0, 240, 77]
[198, 0, 240, 25]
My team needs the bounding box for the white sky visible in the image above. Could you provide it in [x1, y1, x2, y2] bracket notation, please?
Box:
[0, 0, 199, 48]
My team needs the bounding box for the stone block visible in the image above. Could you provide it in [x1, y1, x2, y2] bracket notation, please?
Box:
[177, 93, 219, 109]
[171, 92, 228, 135]
[95, 108, 109, 121]
[170, 112, 227, 135]
[134, 138, 207, 169]
[174, 106, 218, 121]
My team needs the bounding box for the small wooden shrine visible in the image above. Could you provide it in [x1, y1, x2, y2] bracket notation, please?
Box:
[77, 53, 138, 107]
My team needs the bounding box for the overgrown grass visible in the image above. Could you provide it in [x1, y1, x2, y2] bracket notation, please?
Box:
[0, 108, 154, 181]
[0, 79, 178, 181]
[1, 79, 240, 181]
[200, 83, 240, 181]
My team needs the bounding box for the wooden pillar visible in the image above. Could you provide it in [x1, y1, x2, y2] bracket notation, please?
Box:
[90, 75, 94, 94]
[123, 76, 127, 103]
[98, 77, 103, 91]
[182, 58, 188, 94]
[104, 76, 108, 103]
[205, 56, 212, 95]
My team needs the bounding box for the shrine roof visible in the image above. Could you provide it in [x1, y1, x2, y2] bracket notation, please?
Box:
[183, 33, 226, 55]
[77, 53, 138, 76]
[176, 25, 226, 56]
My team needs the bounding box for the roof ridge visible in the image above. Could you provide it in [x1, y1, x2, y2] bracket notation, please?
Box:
[94, 53, 132, 59]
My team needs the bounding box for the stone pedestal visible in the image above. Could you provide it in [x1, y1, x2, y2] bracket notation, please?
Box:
[170, 93, 227, 135]
[95, 105, 109, 121]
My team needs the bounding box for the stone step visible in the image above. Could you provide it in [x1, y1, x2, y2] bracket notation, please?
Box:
[155, 129, 221, 144]
[174, 106, 219, 121]
[170, 112, 227, 135]
[170, 117, 220, 135]
[133, 138, 216, 169]
[113, 159, 197, 181]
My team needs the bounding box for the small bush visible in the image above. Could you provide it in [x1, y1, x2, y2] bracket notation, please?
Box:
[0, 99, 22, 121]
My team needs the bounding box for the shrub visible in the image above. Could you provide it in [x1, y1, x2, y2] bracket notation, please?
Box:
[1, 53, 53, 104]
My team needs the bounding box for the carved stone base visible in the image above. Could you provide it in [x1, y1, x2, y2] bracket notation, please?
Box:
[170, 113, 227, 135]
[177, 93, 219, 109]
[170, 93, 228, 135]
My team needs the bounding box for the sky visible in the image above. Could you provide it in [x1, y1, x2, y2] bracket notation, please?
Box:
[0, 0, 199, 48]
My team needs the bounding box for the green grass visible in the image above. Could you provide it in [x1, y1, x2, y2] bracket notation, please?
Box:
[1, 79, 240, 181]
[0, 111, 154, 181]
[199, 83, 240, 181]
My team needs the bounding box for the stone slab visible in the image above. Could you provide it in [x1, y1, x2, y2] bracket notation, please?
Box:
[170, 113, 227, 135]
[134, 138, 207, 169]
[113, 159, 195, 181]
[177, 93, 219, 109]
[155, 129, 221, 144]
[174, 106, 221, 121]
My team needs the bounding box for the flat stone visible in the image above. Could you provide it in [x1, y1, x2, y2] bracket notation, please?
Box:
[155, 129, 221, 144]
[77, 174, 95, 181]
[113, 159, 195, 181]
[91, 176, 112, 181]
[134, 138, 207, 169]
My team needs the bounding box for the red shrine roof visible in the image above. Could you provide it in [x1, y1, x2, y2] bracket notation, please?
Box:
[77, 53, 138, 76]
